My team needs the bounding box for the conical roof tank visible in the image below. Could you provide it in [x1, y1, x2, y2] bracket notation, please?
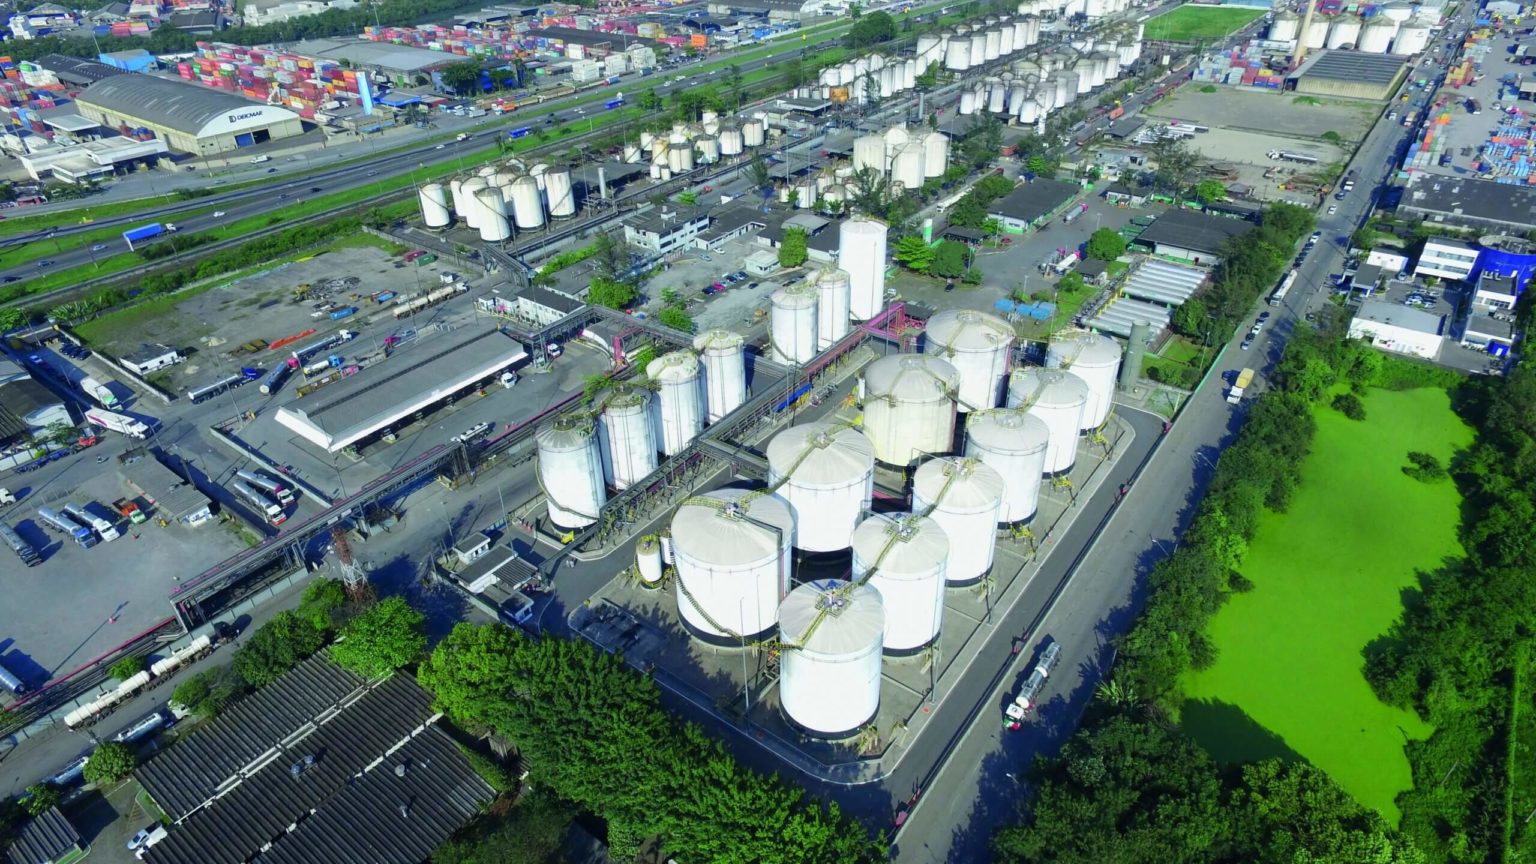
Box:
[693, 328, 746, 422]
[1007, 368, 1088, 475]
[779, 579, 885, 737]
[964, 408, 1049, 524]
[923, 309, 1016, 413]
[647, 351, 704, 456]
[912, 457, 1004, 587]
[537, 418, 607, 529]
[671, 489, 795, 644]
[860, 354, 960, 467]
[851, 513, 949, 654]
[1045, 329, 1121, 431]
[766, 422, 875, 553]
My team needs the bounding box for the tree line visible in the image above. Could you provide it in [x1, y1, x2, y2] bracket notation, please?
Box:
[417, 623, 886, 863]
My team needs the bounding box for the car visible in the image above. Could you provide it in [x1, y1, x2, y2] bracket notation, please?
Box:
[746, 281, 760, 289]
[91, 244, 107, 251]
[1258, 311, 1271, 322]
[546, 342, 563, 358]
[1398, 269, 1412, 281]
[1335, 190, 1347, 200]
[213, 210, 226, 218]
[732, 270, 747, 281]
[435, 144, 446, 149]
[279, 193, 289, 199]
[711, 281, 726, 291]
[1305, 311, 1317, 322]
[699, 254, 712, 262]
[36, 260, 52, 268]
[1, 276, 18, 283]
[309, 186, 322, 193]
[1241, 337, 1254, 350]
[702, 285, 718, 295]
[128, 826, 158, 851]
[1310, 231, 1322, 240]
[366, 170, 379, 176]
[266, 167, 277, 173]
[1327, 204, 1338, 214]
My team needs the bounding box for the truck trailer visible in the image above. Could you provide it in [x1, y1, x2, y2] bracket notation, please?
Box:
[231, 479, 286, 526]
[63, 502, 120, 542]
[84, 408, 151, 438]
[1228, 368, 1255, 404]
[79, 375, 120, 409]
[37, 506, 97, 548]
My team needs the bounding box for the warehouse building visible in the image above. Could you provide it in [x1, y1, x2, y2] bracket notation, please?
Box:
[74, 75, 303, 155]
[1399, 174, 1536, 235]
[275, 327, 528, 453]
[1133, 209, 1255, 266]
[707, 0, 823, 22]
[1348, 298, 1445, 360]
[291, 38, 460, 86]
[1287, 50, 1408, 101]
[986, 179, 1081, 233]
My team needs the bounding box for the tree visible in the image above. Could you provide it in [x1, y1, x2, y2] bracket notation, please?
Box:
[432, 789, 577, 864]
[22, 783, 60, 816]
[636, 88, 661, 111]
[233, 610, 326, 687]
[1171, 299, 1209, 338]
[657, 307, 694, 332]
[83, 741, 136, 786]
[1085, 227, 1127, 261]
[779, 227, 809, 268]
[587, 276, 637, 310]
[916, 61, 940, 89]
[778, 57, 806, 88]
[745, 154, 772, 196]
[1025, 154, 1056, 178]
[931, 239, 969, 279]
[677, 190, 698, 206]
[107, 655, 146, 681]
[1148, 137, 1199, 197]
[982, 217, 1003, 237]
[331, 596, 427, 678]
[439, 61, 483, 96]
[1057, 271, 1087, 294]
[844, 10, 894, 47]
[297, 578, 348, 633]
[1194, 179, 1226, 204]
[894, 235, 934, 273]
[947, 195, 989, 229]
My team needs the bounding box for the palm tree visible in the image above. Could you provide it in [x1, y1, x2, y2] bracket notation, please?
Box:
[855, 723, 881, 755]
[1095, 678, 1137, 708]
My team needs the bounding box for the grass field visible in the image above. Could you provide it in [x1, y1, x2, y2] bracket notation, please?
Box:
[1144, 5, 1266, 42]
[1180, 386, 1471, 823]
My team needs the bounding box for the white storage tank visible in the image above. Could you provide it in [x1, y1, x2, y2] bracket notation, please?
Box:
[419, 183, 451, 228]
[720, 126, 744, 156]
[922, 132, 949, 179]
[459, 176, 487, 230]
[912, 457, 1003, 586]
[945, 36, 971, 71]
[1303, 13, 1332, 49]
[779, 579, 885, 736]
[1393, 19, 1433, 55]
[600, 385, 657, 489]
[509, 175, 545, 230]
[770, 283, 819, 365]
[697, 136, 721, 164]
[924, 309, 1015, 413]
[891, 144, 924, 190]
[861, 354, 960, 467]
[959, 88, 979, 115]
[647, 351, 705, 456]
[693, 329, 747, 423]
[1045, 329, 1121, 430]
[767, 422, 875, 553]
[814, 268, 852, 349]
[537, 417, 607, 529]
[1269, 10, 1300, 42]
[448, 178, 467, 223]
[917, 32, 944, 67]
[853, 135, 888, 174]
[545, 168, 576, 218]
[1327, 13, 1361, 49]
[1357, 18, 1398, 53]
[1381, 1, 1415, 23]
[852, 514, 948, 654]
[475, 186, 511, 242]
[964, 408, 1049, 524]
[672, 489, 794, 643]
[794, 182, 817, 209]
[743, 119, 766, 147]
[1007, 368, 1088, 475]
[839, 219, 888, 321]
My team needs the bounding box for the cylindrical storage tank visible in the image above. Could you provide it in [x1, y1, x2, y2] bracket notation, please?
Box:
[647, 351, 704, 456]
[743, 119, 766, 147]
[945, 36, 971, 71]
[779, 579, 885, 737]
[1070, 64, 1091, 95]
[671, 489, 794, 644]
[475, 187, 511, 242]
[891, 144, 923, 190]
[693, 328, 747, 423]
[965, 408, 1049, 524]
[508, 175, 545, 230]
[719, 126, 744, 156]
[767, 422, 875, 553]
[1381, 2, 1414, 22]
[1019, 96, 1041, 124]
[901, 57, 916, 90]
[1054, 72, 1074, 106]
[852, 514, 948, 654]
[814, 268, 852, 349]
[924, 309, 1015, 413]
[1357, 18, 1397, 52]
[537, 418, 607, 529]
[1269, 10, 1300, 41]
[958, 88, 979, 115]
[1327, 13, 1361, 48]
[770, 283, 819, 364]
[639, 130, 655, 148]
[969, 33, 986, 65]
[839, 219, 887, 321]
[1393, 20, 1432, 55]
[987, 79, 1007, 113]
[1045, 329, 1122, 430]
[917, 32, 943, 67]
[545, 168, 576, 218]
[1303, 14, 1331, 49]
[922, 132, 949, 178]
[448, 178, 467, 222]
[476, 165, 496, 179]
[419, 183, 451, 228]
[861, 354, 960, 467]
[912, 457, 1003, 586]
[1007, 368, 1088, 475]
[697, 136, 721, 164]
[600, 386, 657, 490]
[636, 536, 663, 586]
[623, 143, 642, 163]
[984, 27, 1002, 60]
[459, 176, 487, 229]
[794, 182, 817, 209]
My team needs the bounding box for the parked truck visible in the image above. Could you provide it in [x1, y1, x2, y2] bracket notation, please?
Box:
[121, 222, 178, 250]
[37, 506, 97, 548]
[63, 502, 120, 542]
[84, 408, 150, 438]
[79, 375, 120, 409]
[231, 479, 286, 526]
[114, 498, 147, 524]
[1228, 367, 1255, 404]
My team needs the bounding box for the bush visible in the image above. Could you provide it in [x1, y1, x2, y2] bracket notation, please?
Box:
[1331, 392, 1366, 420]
[330, 596, 426, 678]
[1228, 572, 1255, 593]
[1402, 451, 1447, 483]
[456, 745, 517, 795]
[297, 578, 348, 634]
[83, 741, 136, 786]
[1200, 84, 1218, 93]
[233, 610, 325, 688]
[21, 783, 60, 816]
[107, 655, 146, 681]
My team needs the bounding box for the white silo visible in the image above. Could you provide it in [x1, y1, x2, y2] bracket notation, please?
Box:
[1269, 10, 1300, 42]
[917, 32, 944, 68]
[861, 354, 960, 467]
[545, 168, 576, 218]
[1053, 73, 1074, 106]
[987, 78, 1007, 113]
[623, 144, 642, 163]
[770, 283, 819, 365]
[1046, 329, 1122, 431]
[814, 268, 852, 349]
[891, 144, 924, 190]
[693, 329, 746, 423]
[697, 136, 721, 164]
[852, 514, 948, 654]
[969, 32, 987, 66]
[945, 35, 971, 71]
[743, 119, 766, 147]
[419, 183, 451, 228]
[448, 178, 467, 222]
[779, 579, 885, 736]
[720, 126, 744, 156]
[1070, 64, 1092, 95]
[1381, 2, 1414, 23]
[1007, 368, 1088, 475]
[965, 408, 1049, 524]
[647, 351, 704, 456]
[671, 489, 794, 643]
[984, 27, 1002, 60]
[839, 219, 888, 321]
[794, 181, 817, 209]
[767, 422, 875, 553]
[600, 385, 657, 490]
[1303, 13, 1331, 49]
[912, 457, 1003, 587]
[537, 417, 607, 529]
[1393, 19, 1433, 55]
[959, 88, 979, 115]
[459, 176, 487, 230]
[922, 132, 949, 179]
[924, 309, 1015, 413]
[901, 57, 916, 90]
[853, 135, 887, 174]
[1357, 18, 1398, 53]
[509, 175, 545, 230]
[1327, 13, 1361, 48]
[475, 186, 511, 243]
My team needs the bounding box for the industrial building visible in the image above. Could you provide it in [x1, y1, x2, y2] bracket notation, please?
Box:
[1414, 236, 1480, 281]
[986, 179, 1082, 233]
[136, 658, 494, 864]
[1133, 209, 1255, 266]
[120, 344, 183, 375]
[707, 0, 823, 21]
[18, 135, 170, 182]
[120, 450, 214, 526]
[291, 38, 460, 84]
[1462, 313, 1514, 353]
[3, 806, 88, 864]
[74, 75, 304, 156]
[1399, 173, 1536, 235]
[274, 327, 529, 453]
[623, 207, 711, 254]
[1348, 298, 1446, 360]
[1287, 49, 1408, 101]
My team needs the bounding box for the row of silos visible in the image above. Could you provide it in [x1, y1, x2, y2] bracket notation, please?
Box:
[1273, 10, 1432, 55]
[851, 124, 952, 189]
[816, 51, 921, 106]
[959, 45, 1133, 123]
[935, 15, 1047, 74]
[624, 118, 770, 171]
[425, 163, 578, 240]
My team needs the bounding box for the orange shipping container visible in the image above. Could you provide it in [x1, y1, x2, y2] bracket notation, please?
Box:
[690, 33, 707, 47]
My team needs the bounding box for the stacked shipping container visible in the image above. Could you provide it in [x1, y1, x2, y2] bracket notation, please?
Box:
[178, 41, 374, 119]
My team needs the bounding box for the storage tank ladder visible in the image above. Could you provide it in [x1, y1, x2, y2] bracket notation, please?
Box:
[534, 417, 604, 526]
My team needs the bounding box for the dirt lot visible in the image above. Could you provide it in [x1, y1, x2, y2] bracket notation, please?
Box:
[1149, 86, 1381, 141]
[1175, 126, 1345, 205]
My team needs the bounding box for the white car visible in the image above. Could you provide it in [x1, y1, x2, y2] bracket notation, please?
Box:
[212, 211, 226, 218]
[1327, 204, 1338, 214]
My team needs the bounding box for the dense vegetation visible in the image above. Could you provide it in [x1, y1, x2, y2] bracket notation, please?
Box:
[418, 623, 884, 863]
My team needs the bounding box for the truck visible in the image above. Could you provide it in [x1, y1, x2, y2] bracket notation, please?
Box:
[114, 498, 148, 524]
[258, 363, 291, 396]
[237, 469, 294, 506]
[1003, 641, 1062, 730]
[1228, 367, 1255, 404]
[37, 506, 97, 548]
[79, 375, 120, 409]
[121, 222, 178, 250]
[63, 502, 120, 542]
[250, 155, 271, 163]
[83, 408, 150, 438]
[231, 479, 286, 526]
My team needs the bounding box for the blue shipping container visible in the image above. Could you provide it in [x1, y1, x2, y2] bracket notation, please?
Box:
[329, 307, 358, 321]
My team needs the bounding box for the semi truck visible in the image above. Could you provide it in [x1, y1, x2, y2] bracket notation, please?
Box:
[37, 506, 97, 548]
[237, 469, 294, 506]
[121, 222, 178, 250]
[1004, 640, 1063, 730]
[63, 502, 120, 542]
[79, 375, 120, 409]
[83, 408, 150, 438]
[1228, 367, 1255, 404]
[258, 363, 291, 396]
[231, 479, 286, 526]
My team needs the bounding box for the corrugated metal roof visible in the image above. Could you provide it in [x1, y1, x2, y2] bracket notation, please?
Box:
[4, 807, 82, 864]
[77, 75, 288, 136]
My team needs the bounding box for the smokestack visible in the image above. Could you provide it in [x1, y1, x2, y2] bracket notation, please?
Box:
[1295, 0, 1318, 69]
[598, 166, 609, 201]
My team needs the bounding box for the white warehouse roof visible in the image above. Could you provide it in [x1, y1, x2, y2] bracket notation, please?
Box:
[77, 75, 300, 139]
